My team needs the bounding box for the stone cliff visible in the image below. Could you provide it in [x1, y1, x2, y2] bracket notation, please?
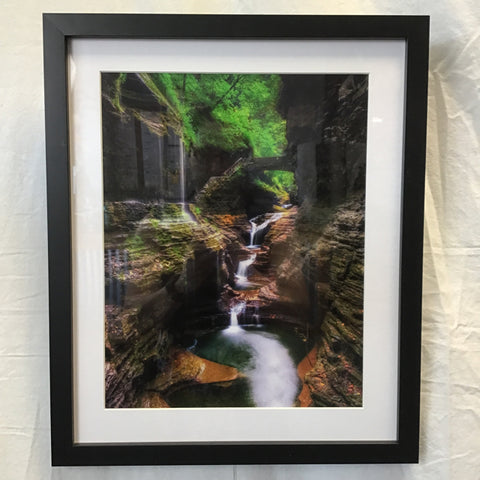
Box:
[300, 196, 364, 407]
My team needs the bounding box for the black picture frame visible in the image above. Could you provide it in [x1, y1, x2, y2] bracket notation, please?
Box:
[43, 13, 429, 466]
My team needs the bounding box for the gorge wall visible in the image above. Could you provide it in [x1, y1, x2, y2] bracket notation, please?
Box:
[104, 194, 364, 408]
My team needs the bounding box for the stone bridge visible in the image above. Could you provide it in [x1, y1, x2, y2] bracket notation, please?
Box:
[244, 156, 294, 172]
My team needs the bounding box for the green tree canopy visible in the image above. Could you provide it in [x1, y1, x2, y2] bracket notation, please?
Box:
[139, 73, 287, 157]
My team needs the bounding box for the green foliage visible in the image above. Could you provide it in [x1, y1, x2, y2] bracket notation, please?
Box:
[191, 205, 202, 216]
[124, 234, 145, 259]
[265, 170, 296, 192]
[124, 221, 194, 281]
[112, 73, 127, 112]
[141, 73, 287, 157]
[254, 170, 296, 204]
[149, 203, 185, 222]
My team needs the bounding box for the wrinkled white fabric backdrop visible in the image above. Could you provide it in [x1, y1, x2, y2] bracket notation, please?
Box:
[1, 1, 478, 479]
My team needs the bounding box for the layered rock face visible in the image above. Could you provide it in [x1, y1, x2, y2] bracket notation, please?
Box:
[101, 73, 242, 203]
[104, 191, 364, 408]
[200, 178, 365, 408]
[104, 205, 233, 408]
[262, 199, 365, 407]
[301, 196, 364, 407]
[279, 74, 367, 206]
[273, 74, 366, 406]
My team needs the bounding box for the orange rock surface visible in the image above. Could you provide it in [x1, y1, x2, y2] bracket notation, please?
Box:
[296, 346, 318, 407]
[138, 391, 170, 408]
[149, 348, 240, 394]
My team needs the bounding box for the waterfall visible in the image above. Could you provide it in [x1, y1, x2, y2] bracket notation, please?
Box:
[249, 219, 258, 246]
[248, 213, 283, 247]
[253, 304, 260, 325]
[179, 140, 185, 209]
[235, 253, 256, 288]
[228, 302, 246, 330]
[173, 140, 198, 223]
[221, 328, 299, 406]
[228, 208, 298, 406]
[244, 331, 299, 407]
[236, 254, 256, 280]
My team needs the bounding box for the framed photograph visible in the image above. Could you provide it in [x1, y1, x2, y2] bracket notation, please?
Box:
[43, 14, 429, 466]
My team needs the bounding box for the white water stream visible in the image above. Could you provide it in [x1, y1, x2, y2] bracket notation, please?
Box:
[179, 140, 185, 210]
[223, 208, 298, 407]
[248, 213, 283, 247]
[174, 140, 196, 223]
[223, 327, 299, 407]
[235, 253, 256, 288]
[228, 301, 246, 331]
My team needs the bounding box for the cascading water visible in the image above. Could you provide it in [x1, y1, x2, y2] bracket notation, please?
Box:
[221, 327, 299, 406]
[253, 304, 260, 325]
[228, 301, 246, 331]
[243, 331, 299, 407]
[176, 140, 197, 223]
[166, 201, 302, 408]
[179, 140, 186, 210]
[249, 219, 258, 247]
[221, 211, 299, 406]
[172, 203, 299, 407]
[248, 213, 283, 247]
[235, 253, 256, 288]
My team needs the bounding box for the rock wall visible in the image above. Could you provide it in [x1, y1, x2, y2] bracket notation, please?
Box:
[104, 196, 365, 408]
[300, 196, 364, 407]
[104, 204, 234, 407]
[102, 73, 240, 202]
[279, 74, 367, 206]
[240, 194, 364, 407]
